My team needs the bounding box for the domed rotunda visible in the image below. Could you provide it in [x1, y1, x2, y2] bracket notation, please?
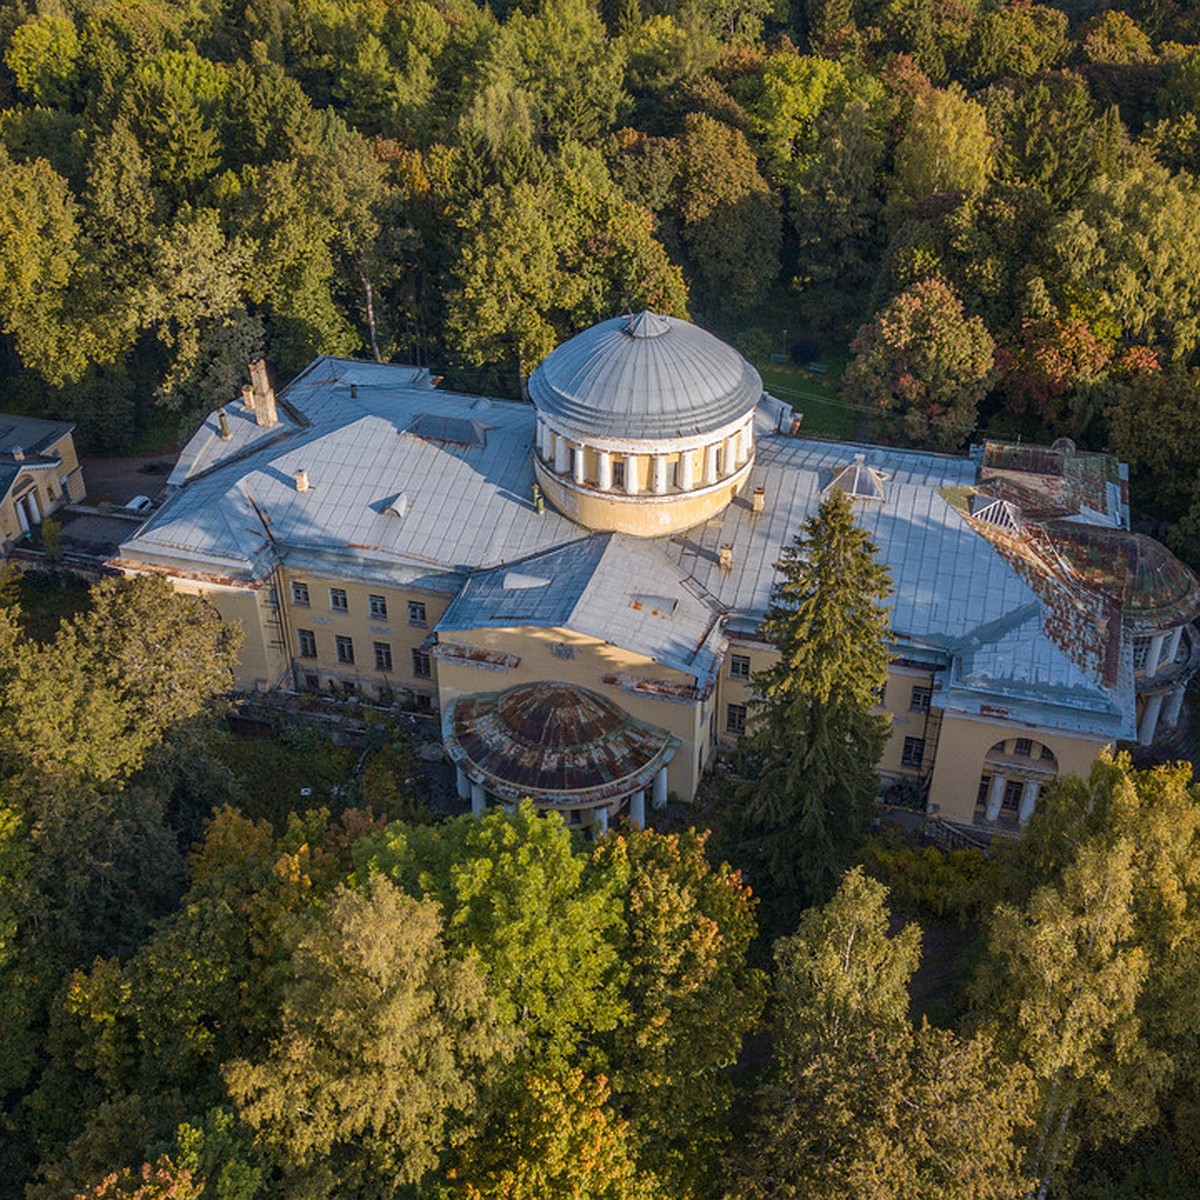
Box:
[529, 312, 762, 537]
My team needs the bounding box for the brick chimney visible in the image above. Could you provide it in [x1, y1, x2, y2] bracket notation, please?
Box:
[248, 358, 278, 428]
[751, 485, 765, 515]
[718, 544, 733, 570]
[295, 468, 310, 493]
[10, 445, 24, 462]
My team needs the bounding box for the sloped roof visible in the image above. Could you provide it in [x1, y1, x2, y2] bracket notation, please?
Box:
[528, 312, 761, 440]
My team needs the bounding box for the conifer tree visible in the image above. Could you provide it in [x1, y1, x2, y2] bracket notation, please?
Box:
[733, 488, 892, 906]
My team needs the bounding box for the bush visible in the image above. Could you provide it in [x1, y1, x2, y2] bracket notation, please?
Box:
[863, 832, 997, 926]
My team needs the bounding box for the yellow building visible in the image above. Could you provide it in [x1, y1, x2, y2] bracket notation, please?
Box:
[113, 318, 1200, 837]
[0, 414, 85, 546]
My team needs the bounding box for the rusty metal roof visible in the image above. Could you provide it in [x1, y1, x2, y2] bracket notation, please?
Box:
[443, 683, 679, 807]
[1042, 522, 1200, 630]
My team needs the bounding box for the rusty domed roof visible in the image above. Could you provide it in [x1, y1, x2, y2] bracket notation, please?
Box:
[443, 682, 678, 807]
[1043, 521, 1200, 630]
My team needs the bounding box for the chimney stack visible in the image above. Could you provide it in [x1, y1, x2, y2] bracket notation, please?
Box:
[718, 544, 733, 570]
[218, 408, 231, 441]
[248, 358, 278, 428]
[10, 446, 23, 462]
[751, 486, 765, 515]
[295, 468, 310, 493]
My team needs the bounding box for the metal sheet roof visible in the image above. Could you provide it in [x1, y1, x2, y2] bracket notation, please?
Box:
[119, 358, 1136, 740]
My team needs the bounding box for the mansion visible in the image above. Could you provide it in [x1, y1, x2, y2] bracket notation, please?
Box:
[113, 317, 1200, 835]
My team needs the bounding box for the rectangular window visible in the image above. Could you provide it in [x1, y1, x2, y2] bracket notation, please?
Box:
[336, 635, 354, 664]
[412, 648, 432, 678]
[330, 587, 348, 613]
[729, 654, 751, 680]
[291, 581, 310, 607]
[902, 736, 925, 767]
[977, 774, 992, 807]
[909, 686, 931, 712]
[373, 642, 393, 672]
[726, 703, 747, 735]
[612, 460, 625, 489]
[408, 600, 427, 626]
[297, 629, 317, 658]
[1002, 778, 1023, 811]
[368, 594, 388, 619]
[1013, 737, 1033, 757]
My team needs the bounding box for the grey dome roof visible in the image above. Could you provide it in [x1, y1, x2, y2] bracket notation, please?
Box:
[529, 313, 762, 440]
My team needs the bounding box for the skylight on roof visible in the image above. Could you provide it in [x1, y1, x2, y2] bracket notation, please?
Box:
[503, 572, 551, 590]
[970, 495, 1022, 534]
[405, 414, 486, 447]
[824, 453, 886, 502]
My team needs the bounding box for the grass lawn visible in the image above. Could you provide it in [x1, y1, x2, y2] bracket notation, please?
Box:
[755, 358, 858, 441]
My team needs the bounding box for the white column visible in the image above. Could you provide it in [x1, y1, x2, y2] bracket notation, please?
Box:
[573, 445, 586, 484]
[597, 449, 612, 491]
[1165, 683, 1187, 728]
[28, 491, 40, 523]
[652, 454, 667, 494]
[470, 780, 486, 816]
[624, 454, 639, 495]
[653, 766, 668, 809]
[593, 806, 609, 835]
[1139, 692, 1165, 745]
[1167, 625, 1185, 667]
[1145, 632, 1167, 679]
[630, 791, 646, 828]
[15, 500, 28, 535]
[984, 773, 1006, 822]
[538, 420, 553, 462]
[737, 423, 751, 466]
[678, 450, 694, 491]
[723, 435, 738, 477]
[456, 766, 470, 801]
[554, 434, 570, 475]
[742, 421, 754, 461]
[704, 443, 719, 485]
[1018, 779, 1039, 826]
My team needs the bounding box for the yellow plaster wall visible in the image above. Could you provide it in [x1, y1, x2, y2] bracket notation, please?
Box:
[436, 624, 705, 799]
[280, 568, 453, 701]
[928, 713, 1107, 825]
[0, 431, 84, 543]
[535, 457, 752, 538]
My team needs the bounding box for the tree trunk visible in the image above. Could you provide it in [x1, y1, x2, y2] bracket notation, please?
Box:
[361, 270, 383, 363]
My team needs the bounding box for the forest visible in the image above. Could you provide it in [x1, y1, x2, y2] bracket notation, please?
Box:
[5, 0, 1200, 553]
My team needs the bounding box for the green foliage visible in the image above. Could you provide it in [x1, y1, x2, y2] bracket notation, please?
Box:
[733, 489, 893, 908]
[863, 833, 996, 925]
[368, 801, 628, 1066]
[5, 16, 80, 107]
[846, 275, 995, 451]
[225, 875, 511, 1197]
[738, 868, 1035, 1200]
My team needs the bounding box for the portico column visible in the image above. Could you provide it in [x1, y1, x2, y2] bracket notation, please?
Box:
[597, 449, 612, 491]
[1145, 632, 1167, 678]
[652, 454, 667, 494]
[723, 435, 738, 477]
[984, 773, 1006, 822]
[554, 434, 570, 475]
[15, 500, 28, 535]
[704, 443, 719, 485]
[653, 766, 668, 809]
[1139, 692, 1165, 745]
[630, 791, 646, 828]
[456, 766, 470, 801]
[593, 806, 609, 835]
[1018, 779, 1039, 826]
[678, 450, 694, 491]
[624, 454, 639, 494]
[539, 420, 553, 463]
[1167, 625, 1185, 666]
[736, 424, 751, 466]
[1165, 683, 1187, 728]
[470, 780, 486, 816]
[741, 421, 754, 461]
[573, 445, 586, 484]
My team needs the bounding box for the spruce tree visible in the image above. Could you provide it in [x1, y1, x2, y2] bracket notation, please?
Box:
[733, 487, 892, 906]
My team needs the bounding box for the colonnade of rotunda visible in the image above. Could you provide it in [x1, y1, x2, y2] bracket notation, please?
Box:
[528, 310, 764, 537]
